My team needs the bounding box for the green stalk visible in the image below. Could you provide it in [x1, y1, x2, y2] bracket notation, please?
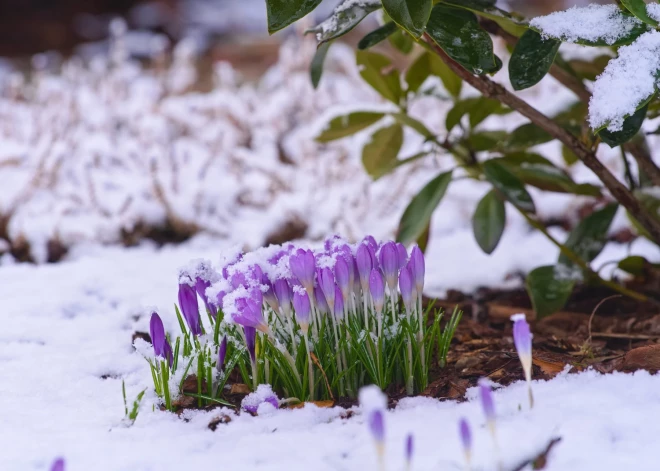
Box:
[405, 308, 414, 396]
[161, 359, 171, 411]
[303, 332, 315, 401]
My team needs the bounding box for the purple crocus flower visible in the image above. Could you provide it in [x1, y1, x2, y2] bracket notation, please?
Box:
[195, 277, 216, 316]
[368, 409, 385, 444]
[364, 235, 378, 252]
[289, 249, 316, 291]
[511, 313, 534, 407]
[334, 256, 351, 301]
[369, 269, 385, 314]
[405, 433, 414, 465]
[244, 326, 256, 363]
[410, 245, 425, 296]
[163, 340, 174, 367]
[292, 287, 311, 333]
[241, 384, 279, 414]
[230, 272, 248, 290]
[458, 418, 472, 463]
[314, 283, 329, 315]
[479, 378, 496, 425]
[379, 241, 399, 291]
[356, 244, 373, 291]
[178, 278, 202, 336]
[51, 458, 65, 471]
[149, 312, 166, 358]
[398, 267, 414, 312]
[217, 335, 228, 373]
[233, 289, 267, 333]
[274, 278, 293, 314]
[333, 285, 344, 319]
[319, 267, 336, 312]
[261, 275, 279, 313]
[396, 243, 408, 269]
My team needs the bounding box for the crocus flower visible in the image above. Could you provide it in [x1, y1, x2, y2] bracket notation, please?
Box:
[334, 256, 351, 301]
[314, 283, 329, 315]
[260, 273, 279, 312]
[369, 269, 385, 314]
[398, 267, 414, 312]
[379, 241, 399, 291]
[217, 335, 228, 373]
[396, 243, 408, 269]
[511, 313, 534, 408]
[333, 285, 344, 319]
[478, 377, 498, 446]
[51, 458, 65, 471]
[244, 326, 256, 363]
[458, 418, 472, 468]
[356, 244, 373, 292]
[293, 287, 311, 333]
[230, 271, 248, 290]
[368, 409, 385, 446]
[241, 384, 279, 414]
[359, 385, 387, 466]
[163, 340, 173, 367]
[149, 312, 166, 358]
[289, 248, 316, 292]
[319, 267, 336, 312]
[405, 434, 414, 469]
[195, 277, 216, 316]
[233, 290, 267, 333]
[274, 278, 292, 314]
[364, 235, 378, 252]
[178, 278, 201, 336]
[410, 245, 425, 296]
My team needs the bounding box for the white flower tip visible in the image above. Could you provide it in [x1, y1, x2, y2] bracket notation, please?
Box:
[359, 384, 387, 412]
[510, 313, 527, 322]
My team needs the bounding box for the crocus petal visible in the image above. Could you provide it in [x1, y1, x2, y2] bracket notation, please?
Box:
[241, 384, 279, 414]
[149, 312, 166, 358]
[410, 245, 425, 295]
[293, 287, 311, 328]
[217, 335, 228, 372]
[405, 434, 414, 463]
[458, 417, 472, 454]
[333, 285, 344, 319]
[356, 244, 373, 290]
[319, 267, 336, 310]
[314, 283, 329, 315]
[398, 267, 414, 311]
[334, 257, 350, 298]
[396, 243, 408, 269]
[368, 409, 385, 444]
[478, 378, 496, 423]
[369, 269, 385, 313]
[378, 241, 399, 289]
[244, 326, 256, 363]
[178, 281, 201, 336]
[163, 339, 174, 367]
[274, 279, 292, 312]
[51, 458, 65, 471]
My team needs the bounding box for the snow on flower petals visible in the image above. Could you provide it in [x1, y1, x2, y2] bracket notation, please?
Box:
[589, 31, 660, 131]
[530, 4, 643, 46]
[241, 384, 279, 414]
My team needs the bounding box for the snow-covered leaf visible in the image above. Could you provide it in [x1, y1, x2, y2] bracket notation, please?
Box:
[362, 123, 404, 179]
[526, 265, 576, 318]
[472, 189, 506, 254]
[266, 0, 324, 34]
[405, 51, 462, 96]
[316, 112, 386, 142]
[530, 4, 648, 46]
[621, 0, 658, 27]
[559, 203, 618, 267]
[425, 5, 498, 75]
[598, 103, 648, 147]
[381, 0, 433, 38]
[310, 0, 382, 45]
[358, 22, 399, 50]
[310, 42, 331, 89]
[397, 170, 453, 244]
[482, 160, 536, 213]
[356, 50, 404, 105]
[589, 31, 660, 132]
[509, 30, 560, 91]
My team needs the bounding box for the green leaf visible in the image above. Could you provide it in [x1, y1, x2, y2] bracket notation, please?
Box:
[391, 112, 434, 139]
[316, 112, 385, 142]
[358, 22, 399, 50]
[446, 97, 508, 132]
[526, 265, 576, 318]
[618, 255, 648, 276]
[309, 0, 382, 44]
[266, 0, 323, 34]
[381, 0, 433, 38]
[389, 29, 414, 54]
[509, 30, 560, 91]
[620, 0, 658, 26]
[356, 50, 404, 105]
[472, 190, 506, 254]
[561, 145, 579, 166]
[464, 130, 507, 151]
[494, 153, 601, 196]
[310, 42, 331, 89]
[559, 203, 618, 267]
[397, 170, 454, 244]
[425, 5, 497, 75]
[499, 123, 553, 152]
[362, 124, 404, 179]
[482, 159, 536, 213]
[405, 52, 462, 96]
[598, 104, 648, 147]
[443, 0, 527, 37]
[627, 189, 660, 240]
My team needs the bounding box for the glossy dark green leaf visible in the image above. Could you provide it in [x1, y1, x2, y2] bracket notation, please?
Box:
[362, 124, 404, 180]
[482, 159, 536, 213]
[618, 255, 648, 276]
[598, 104, 648, 147]
[559, 203, 618, 267]
[310, 42, 331, 89]
[397, 170, 453, 244]
[443, 0, 527, 37]
[499, 123, 553, 152]
[472, 190, 506, 254]
[495, 153, 601, 196]
[425, 5, 497, 75]
[316, 112, 385, 142]
[266, 0, 323, 34]
[621, 0, 658, 26]
[356, 50, 403, 105]
[309, 0, 382, 44]
[509, 29, 560, 91]
[391, 113, 434, 139]
[382, 0, 433, 38]
[405, 52, 462, 96]
[358, 22, 399, 50]
[526, 265, 576, 318]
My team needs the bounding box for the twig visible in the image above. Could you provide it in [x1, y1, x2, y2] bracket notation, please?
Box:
[587, 295, 623, 346]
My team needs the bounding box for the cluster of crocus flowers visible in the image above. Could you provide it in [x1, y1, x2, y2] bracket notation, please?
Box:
[511, 313, 534, 408]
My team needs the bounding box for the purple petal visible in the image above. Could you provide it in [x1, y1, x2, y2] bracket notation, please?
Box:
[378, 241, 399, 285]
[356, 244, 373, 288]
[398, 267, 414, 310]
[333, 285, 344, 319]
[368, 409, 385, 444]
[217, 336, 228, 372]
[410, 245, 425, 294]
[149, 312, 166, 358]
[405, 434, 414, 463]
[319, 267, 336, 310]
[244, 326, 256, 363]
[511, 314, 532, 358]
[293, 288, 311, 325]
[478, 378, 495, 423]
[50, 458, 65, 471]
[369, 269, 385, 312]
[396, 243, 408, 269]
[178, 281, 201, 336]
[458, 417, 472, 452]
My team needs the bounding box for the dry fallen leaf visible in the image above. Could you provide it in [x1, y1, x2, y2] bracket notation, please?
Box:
[229, 383, 251, 395]
[288, 400, 335, 409]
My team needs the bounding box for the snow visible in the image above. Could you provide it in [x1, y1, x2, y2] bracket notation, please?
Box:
[589, 30, 660, 131]
[530, 4, 643, 45]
